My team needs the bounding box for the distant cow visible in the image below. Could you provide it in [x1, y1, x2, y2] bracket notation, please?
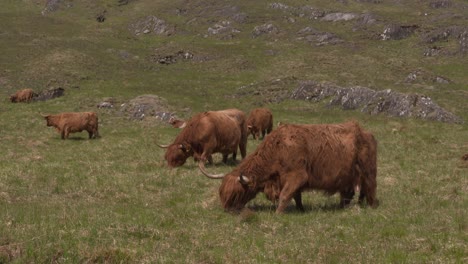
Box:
[43, 112, 99, 139]
[10, 88, 36, 103]
[246, 108, 273, 140]
[200, 121, 378, 213]
[159, 109, 248, 168]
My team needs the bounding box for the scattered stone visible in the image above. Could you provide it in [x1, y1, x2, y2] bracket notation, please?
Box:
[32, 87, 65, 102]
[269, 3, 290, 10]
[381, 24, 418, 40]
[42, 0, 73, 15]
[355, 0, 382, 3]
[459, 30, 468, 53]
[421, 26, 462, 43]
[129, 16, 175, 36]
[269, 3, 325, 20]
[405, 69, 452, 84]
[120, 95, 171, 120]
[290, 81, 463, 124]
[429, 0, 452, 8]
[150, 50, 194, 65]
[207, 20, 240, 39]
[434, 76, 450, 84]
[252, 23, 279, 38]
[117, 0, 135, 6]
[421, 26, 468, 55]
[423, 46, 443, 56]
[321, 12, 358, 22]
[97, 102, 113, 109]
[297, 27, 343, 46]
[232, 78, 463, 124]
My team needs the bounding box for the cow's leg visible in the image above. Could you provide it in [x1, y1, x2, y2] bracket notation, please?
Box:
[276, 171, 307, 213]
[232, 151, 237, 162]
[293, 192, 304, 212]
[201, 151, 213, 165]
[358, 192, 366, 205]
[239, 139, 247, 159]
[222, 154, 228, 163]
[261, 130, 266, 139]
[360, 177, 378, 208]
[88, 130, 93, 139]
[339, 189, 355, 208]
[61, 128, 67, 139]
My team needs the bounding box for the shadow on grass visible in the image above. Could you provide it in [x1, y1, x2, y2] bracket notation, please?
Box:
[246, 201, 376, 214]
[247, 203, 343, 214]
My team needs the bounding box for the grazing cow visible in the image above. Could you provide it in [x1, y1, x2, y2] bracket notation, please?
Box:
[43, 112, 99, 139]
[10, 88, 36, 103]
[200, 121, 378, 213]
[168, 117, 186, 128]
[246, 108, 273, 140]
[160, 109, 248, 168]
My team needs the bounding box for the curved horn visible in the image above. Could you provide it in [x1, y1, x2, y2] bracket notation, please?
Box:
[157, 143, 170, 148]
[40, 113, 49, 117]
[198, 162, 225, 179]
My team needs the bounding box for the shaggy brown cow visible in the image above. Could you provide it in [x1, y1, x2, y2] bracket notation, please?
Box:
[160, 109, 248, 168]
[246, 108, 273, 140]
[43, 112, 99, 139]
[10, 88, 36, 103]
[200, 121, 378, 213]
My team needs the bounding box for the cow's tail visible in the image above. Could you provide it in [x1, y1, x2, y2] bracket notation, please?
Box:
[95, 122, 100, 138]
[356, 126, 379, 208]
[93, 114, 100, 138]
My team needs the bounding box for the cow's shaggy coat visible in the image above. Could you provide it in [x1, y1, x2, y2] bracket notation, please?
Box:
[44, 112, 99, 139]
[246, 108, 273, 140]
[164, 109, 248, 168]
[10, 88, 36, 103]
[214, 121, 378, 213]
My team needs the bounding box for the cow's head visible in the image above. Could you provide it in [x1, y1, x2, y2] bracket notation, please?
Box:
[9, 95, 17, 102]
[164, 142, 192, 167]
[218, 172, 259, 211]
[42, 115, 54, 127]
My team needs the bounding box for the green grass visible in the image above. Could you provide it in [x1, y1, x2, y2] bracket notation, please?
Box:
[1, 0, 467, 263]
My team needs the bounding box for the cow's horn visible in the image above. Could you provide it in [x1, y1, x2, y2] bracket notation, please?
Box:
[157, 143, 170, 148]
[198, 162, 225, 179]
[40, 113, 48, 117]
[238, 174, 250, 184]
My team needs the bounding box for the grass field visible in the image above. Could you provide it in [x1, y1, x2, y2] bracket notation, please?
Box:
[1, 0, 467, 263]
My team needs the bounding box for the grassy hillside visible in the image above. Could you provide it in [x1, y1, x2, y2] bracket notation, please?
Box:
[1, 0, 467, 262]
